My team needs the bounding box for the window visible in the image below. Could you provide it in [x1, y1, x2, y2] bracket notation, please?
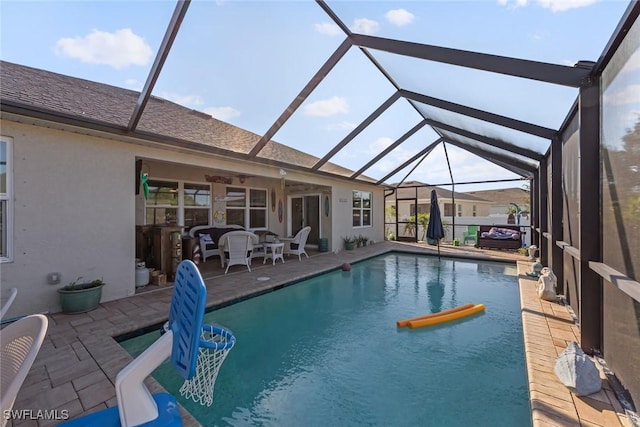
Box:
[184, 183, 210, 229]
[352, 191, 372, 227]
[444, 203, 454, 216]
[144, 180, 212, 228]
[410, 203, 428, 216]
[225, 187, 267, 229]
[472, 205, 477, 217]
[0, 137, 12, 261]
[145, 180, 178, 225]
[457, 204, 462, 217]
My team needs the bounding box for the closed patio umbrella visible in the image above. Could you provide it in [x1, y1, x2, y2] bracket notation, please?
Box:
[426, 189, 445, 258]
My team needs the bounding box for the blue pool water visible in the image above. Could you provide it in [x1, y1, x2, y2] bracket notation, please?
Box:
[121, 254, 532, 427]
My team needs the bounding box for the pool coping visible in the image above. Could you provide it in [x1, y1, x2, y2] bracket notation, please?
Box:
[7, 241, 634, 427]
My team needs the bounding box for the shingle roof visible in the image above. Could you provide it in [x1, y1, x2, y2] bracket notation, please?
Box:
[0, 61, 370, 181]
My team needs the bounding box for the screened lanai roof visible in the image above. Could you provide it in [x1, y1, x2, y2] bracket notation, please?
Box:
[0, 0, 634, 188]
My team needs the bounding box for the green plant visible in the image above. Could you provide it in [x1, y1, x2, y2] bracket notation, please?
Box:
[342, 235, 354, 244]
[62, 277, 105, 291]
[342, 235, 356, 250]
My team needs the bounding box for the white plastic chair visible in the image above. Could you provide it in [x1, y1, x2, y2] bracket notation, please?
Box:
[282, 226, 311, 261]
[220, 231, 258, 274]
[0, 288, 17, 320]
[1, 314, 49, 426]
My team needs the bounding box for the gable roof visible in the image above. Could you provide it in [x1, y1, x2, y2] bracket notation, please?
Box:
[0, 60, 374, 183]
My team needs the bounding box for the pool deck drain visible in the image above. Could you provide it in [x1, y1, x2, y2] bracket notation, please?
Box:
[5, 241, 633, 427]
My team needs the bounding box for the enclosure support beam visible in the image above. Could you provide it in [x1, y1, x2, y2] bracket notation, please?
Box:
[129, 0, 190, 131]
[578, 80, 602, 355]
[539, 157, 548, 264]
[550, 135, 564, 294]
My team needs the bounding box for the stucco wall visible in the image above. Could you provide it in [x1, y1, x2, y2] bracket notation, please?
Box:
[1, 121, 135, 318]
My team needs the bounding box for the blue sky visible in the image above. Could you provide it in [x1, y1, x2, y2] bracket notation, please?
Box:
[0, 0, 633, 191]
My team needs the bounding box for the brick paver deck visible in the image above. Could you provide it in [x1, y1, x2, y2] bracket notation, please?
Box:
[4, 241, 634, 426]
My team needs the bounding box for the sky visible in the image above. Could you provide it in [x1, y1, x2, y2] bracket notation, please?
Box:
[0, 0, 633, 192]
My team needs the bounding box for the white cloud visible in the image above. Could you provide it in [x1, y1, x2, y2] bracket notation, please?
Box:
[536, 0, 596, 12]
[369, 137, 394, 153]
[325, 121, 357, 131]
[603, 84, 640, 106]
[385, 9, 415, 27]
[159, 92, 204, 107]
[303, 96, 349, 117]
[204, 106, 241, 121]
[498, 0, 596, 12]
[620, 50, 640, 74]
[124, 78, 142, 90]
[351, 18, 379, 35]
[54, 28, 152, 69]
[314, 22, 341, 36]
[497, 0, 528, 9]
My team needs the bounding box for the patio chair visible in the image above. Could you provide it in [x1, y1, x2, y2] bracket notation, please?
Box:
[463, 225, 479, 245]
[1, 314, 49, 425]
[189, 224, 245, 268]
[282, 226, 311, 261]
[0, 288, 17, 320]
[220, 230, 258, 274]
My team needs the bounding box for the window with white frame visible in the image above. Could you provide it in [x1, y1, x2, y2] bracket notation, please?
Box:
[0, 137, 12, 261]
[352, 190, 372, 227]
[183, 183, 210, 229]
[225, 187, 267, 229]
[457, 204, 462, 217]
[146, 180, 178, 225]
[472, 205, 477, 217]
[145, 180, 211, 229]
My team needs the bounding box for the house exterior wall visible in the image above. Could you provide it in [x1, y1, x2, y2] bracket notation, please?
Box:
[1, 119, 384, 317]
[1, 121, 135, 318]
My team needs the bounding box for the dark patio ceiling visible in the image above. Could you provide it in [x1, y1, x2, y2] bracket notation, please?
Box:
[127, 0, 632, 188]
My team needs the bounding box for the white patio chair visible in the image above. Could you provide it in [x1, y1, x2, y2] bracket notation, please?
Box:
[220, 231, 258, 274]
[282, 226, 311, 261]
[189, 224, 245, 268]
[1, 314, 48, 426]
[0, 288, 17, 320]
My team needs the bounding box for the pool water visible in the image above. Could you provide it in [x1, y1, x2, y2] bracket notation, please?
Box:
[121, 254, 532, 427]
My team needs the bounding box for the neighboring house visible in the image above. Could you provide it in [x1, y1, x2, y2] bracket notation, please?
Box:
[0, 61, 384, 318]
[386, 181, 493, 219]
[464, 187, 531, 218]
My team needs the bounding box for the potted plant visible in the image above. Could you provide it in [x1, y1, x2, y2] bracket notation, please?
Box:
[342, 236, 356, 251]
[58, 277, 105, 314]
[361, 235, 369, 246]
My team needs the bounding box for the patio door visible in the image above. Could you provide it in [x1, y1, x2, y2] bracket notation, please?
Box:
[288, 195, 320, 245]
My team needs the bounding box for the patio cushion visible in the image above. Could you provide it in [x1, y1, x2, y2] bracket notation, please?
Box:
[195, 227, 244, 248]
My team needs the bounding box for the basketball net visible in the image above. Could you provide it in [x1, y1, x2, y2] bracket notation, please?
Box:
[179, 324, 235, 407]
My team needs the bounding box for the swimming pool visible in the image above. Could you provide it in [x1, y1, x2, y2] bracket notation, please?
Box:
[121, 253, 532, 426]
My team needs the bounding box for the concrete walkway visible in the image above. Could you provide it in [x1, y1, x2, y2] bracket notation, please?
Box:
[5, 241, 633, 426]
